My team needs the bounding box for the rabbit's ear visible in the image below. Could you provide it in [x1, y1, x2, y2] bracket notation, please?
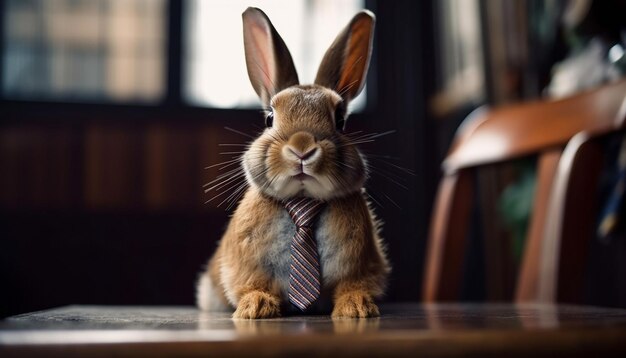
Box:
[243, 7, 299, 106]
[315, 11, 375, 102]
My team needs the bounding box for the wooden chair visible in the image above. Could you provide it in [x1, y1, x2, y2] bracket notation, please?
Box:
[423, 79, 626, 304]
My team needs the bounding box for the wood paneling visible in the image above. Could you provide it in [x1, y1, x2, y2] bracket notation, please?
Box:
[0, 120, 242, 212]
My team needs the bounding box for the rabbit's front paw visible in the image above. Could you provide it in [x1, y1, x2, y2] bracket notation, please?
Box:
[332, 291, 379, 318]
[233, 291, 280, 319]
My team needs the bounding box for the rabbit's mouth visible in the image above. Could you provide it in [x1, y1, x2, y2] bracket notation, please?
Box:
[292, 173, 312, 181]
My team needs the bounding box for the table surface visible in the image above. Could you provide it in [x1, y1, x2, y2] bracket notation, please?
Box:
[2, 303, 626, 357]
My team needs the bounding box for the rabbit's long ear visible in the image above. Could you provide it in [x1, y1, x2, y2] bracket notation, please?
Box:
[315, 11, 375, 102]
[242, 7, 299, 106]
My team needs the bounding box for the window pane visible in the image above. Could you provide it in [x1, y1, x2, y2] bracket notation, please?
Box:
[184, 0, 366, 110]
[1, 0, 166, 102]
[431, 0, 485, 115]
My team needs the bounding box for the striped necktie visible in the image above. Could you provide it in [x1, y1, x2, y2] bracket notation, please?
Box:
[283, 197, 325, 311]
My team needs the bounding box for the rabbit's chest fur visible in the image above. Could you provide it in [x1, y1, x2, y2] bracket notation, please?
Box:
[263, 208, 347, 297]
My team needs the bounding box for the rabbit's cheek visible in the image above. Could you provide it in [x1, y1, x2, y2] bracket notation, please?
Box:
[313, 155, 334, 177]
[312, 141, 336, 174]
[264, 149, 291, 177]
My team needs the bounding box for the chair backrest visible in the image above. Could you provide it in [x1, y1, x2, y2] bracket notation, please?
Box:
[423, 79, 626, 303]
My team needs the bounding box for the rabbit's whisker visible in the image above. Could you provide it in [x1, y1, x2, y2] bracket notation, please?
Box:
[204, 179, 246, 204]
[364, 153, 400, 160]
[204, 167, 243, 186]
[346, 130, 396, 141]
[348, 130, 396, 142]
[342, 139, 376, 146]
[364, 152, 416, 175]
[340, 130, 396, 147]
[217, 160, 243, 171]
[372, 159, 415, 176]
[226, 179, 253, 209]
[214, 176, 246, 194]
[224, 126, 256, 139]
[218, 181, 249, 208]
[368, 166, 408, 190]
[204, 158, 241, 170]
[215, 166, 271, 209]
[203, 167, 243, 187]
[213, 176, 245, 193]
[205, 174, 246, 194]
[368, 163, 408, 182]
[205, 171, 246, 192]
[223, 166, 267, 208]
[365, 191, 385, 209]
[342, 130, 363, 138]
[207, 171, 246, 194]
[336, 161, 356, 170]
[383, 193, 402, 209]
[363, 152, 412, 208]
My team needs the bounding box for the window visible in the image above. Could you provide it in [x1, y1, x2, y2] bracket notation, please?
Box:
[2, 0, 166, 102]
[183, 0, 366, 109]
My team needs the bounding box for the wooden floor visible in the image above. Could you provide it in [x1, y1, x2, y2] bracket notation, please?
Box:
[2, 303, 626, 357]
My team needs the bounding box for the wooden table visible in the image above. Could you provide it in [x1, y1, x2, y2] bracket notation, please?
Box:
[2, 303, 626, 357]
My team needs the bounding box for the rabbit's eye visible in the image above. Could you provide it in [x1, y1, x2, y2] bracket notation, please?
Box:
[335, 114, 345, 132]
[335, 103, 347, 132]
[265, 110, 274, 128]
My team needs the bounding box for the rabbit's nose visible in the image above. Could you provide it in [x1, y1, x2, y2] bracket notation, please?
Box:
[287, 147, 318, 161]
[283, 144, 320, 163]
[283, 131, 320, 163]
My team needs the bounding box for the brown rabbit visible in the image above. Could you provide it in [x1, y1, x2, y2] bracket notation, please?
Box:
[196, 7, 389, 319]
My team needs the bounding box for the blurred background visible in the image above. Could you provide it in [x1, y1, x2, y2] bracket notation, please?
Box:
[1, 0, 625, 317]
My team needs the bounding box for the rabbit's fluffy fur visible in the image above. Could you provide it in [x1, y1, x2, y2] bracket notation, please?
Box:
[196, 8, 390, 319]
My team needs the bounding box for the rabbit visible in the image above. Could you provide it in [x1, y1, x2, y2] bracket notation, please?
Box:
[196, 7, 390, 319]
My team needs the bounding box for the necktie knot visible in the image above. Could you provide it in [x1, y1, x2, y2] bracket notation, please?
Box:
[283, 197, 324, 228]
